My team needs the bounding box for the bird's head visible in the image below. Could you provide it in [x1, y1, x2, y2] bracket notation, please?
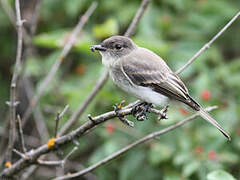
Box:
[91, 36, 137, 61]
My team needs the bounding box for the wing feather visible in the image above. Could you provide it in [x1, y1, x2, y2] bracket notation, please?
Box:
[120, 47, 200, 110]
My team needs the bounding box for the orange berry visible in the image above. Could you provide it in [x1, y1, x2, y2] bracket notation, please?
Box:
[5, 161, 12, 168]
[47, 138, 55, 148]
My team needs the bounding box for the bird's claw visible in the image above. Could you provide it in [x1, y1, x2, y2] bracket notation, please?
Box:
[132, 102, 153, 121]
[157, 105, 169, 120]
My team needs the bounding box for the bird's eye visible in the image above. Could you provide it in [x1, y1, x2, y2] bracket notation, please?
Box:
[115, 44, 122, 50]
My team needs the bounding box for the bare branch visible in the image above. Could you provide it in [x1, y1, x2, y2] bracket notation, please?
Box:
[59, 0, 152, 135]
[16, 115, 27, 153]
[0, 101, 151, 177]
[6, 0, 24, 162]
[124, 0, 151, 37]
[54, 106, 218, 180]
[55, 105, 69, 137]
[22, 2, 98, 125]
[23, 76, 50, 142]
[176, 11, 240, 74]
[13, 149, 26, 159]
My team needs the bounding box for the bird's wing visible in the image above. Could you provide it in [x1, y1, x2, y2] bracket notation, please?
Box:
[120, 47, 200, 110]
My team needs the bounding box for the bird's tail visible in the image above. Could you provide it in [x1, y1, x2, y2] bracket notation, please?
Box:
[199, 107, 230, 140]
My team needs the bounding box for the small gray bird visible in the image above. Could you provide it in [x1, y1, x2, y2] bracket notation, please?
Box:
[91, 35, 230, 140]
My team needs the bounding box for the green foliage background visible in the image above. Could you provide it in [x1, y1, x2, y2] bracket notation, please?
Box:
[0, 0, 240, 179]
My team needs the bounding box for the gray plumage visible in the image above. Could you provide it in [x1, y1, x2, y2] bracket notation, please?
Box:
[91, 35, 230, 140]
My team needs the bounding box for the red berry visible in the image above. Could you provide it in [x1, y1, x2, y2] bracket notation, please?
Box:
[201, 89, 211, 101]
[237, 128, 240, 136]
[106, 123, 115, 133]
[179, 107, 188, 115]
[208, 150, 217, 160]
[75, 64, 86, 75]
[195, 146, 203, 155]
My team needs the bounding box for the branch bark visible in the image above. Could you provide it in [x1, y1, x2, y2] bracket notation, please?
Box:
[6, 0, 24, 163]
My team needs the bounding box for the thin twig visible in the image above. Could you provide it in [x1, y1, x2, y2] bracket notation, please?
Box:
[55, 105, 69, 137]
[37, 146, 78, 168]
[175, 11, 240, 74]
[59, 0, 152, 135]
[6, 0, 24, 162]
[22, 2, 98, 125]
[13, 149, 26, 158]
[124, 0, 150, 37]
[23, 76, 50, 142]
[54, 106, 217, 180]
[16, 115, 27, 153]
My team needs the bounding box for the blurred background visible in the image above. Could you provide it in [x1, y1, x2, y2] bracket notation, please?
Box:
[0, 0, 240, 179]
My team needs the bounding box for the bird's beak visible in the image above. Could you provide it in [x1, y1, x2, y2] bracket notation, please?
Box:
[90, 45, 107, 52]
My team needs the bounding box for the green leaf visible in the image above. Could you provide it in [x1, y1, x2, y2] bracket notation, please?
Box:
[207, 170, 236, 180]
[93, 18, 119, 38]
[148, 143, 174, 165]
[34, 29, 94, 52]
[183, 161, 200, 177]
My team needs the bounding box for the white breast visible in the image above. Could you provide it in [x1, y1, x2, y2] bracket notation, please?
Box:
[130, 85, 169, 106]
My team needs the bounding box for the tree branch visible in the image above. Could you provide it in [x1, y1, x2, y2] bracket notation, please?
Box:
[16, 115, 27, 153]
[124, 0, 150, 37]
[22, 2, 98, 125]
[5, 0, 24, 163]
[55, 105, 69, 137]
[0, 101, 148, 177]
[54, 106, 217, 180]
[175, 11, 240, 75]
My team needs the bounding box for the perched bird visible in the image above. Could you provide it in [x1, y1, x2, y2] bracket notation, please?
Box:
[90, 35, 230, 140]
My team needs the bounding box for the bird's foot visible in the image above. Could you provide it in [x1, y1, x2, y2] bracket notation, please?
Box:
[158, 105, 169, 120]
[132, 102, 153, 121]
[113, 100, 134, 127]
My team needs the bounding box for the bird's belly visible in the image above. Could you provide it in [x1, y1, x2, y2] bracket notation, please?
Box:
[130, 86, 169, 106]
[109, 70, 168, 106]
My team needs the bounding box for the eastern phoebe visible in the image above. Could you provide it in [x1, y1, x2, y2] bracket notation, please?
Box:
[91, 35, 230, 140]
